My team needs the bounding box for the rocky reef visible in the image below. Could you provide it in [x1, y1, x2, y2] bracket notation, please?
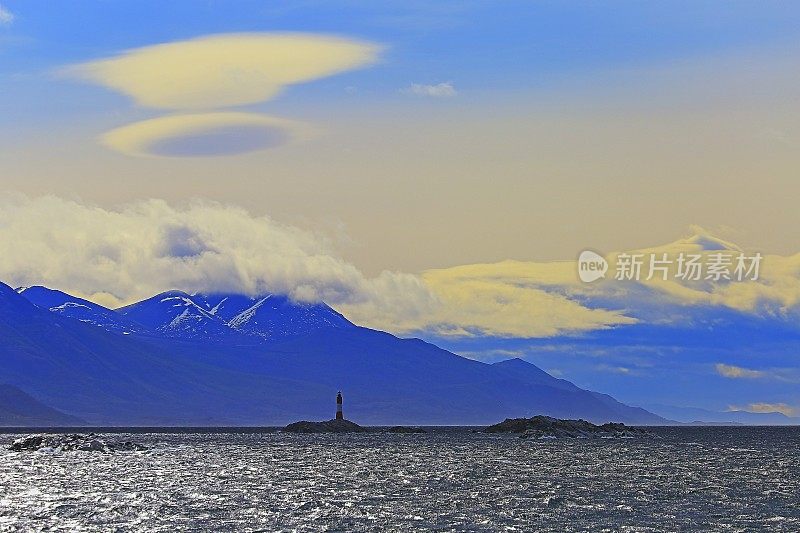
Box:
[283, 420, 426, 434]
[386, 426, 426, 434]
[485, 416, 653, 439]
[283, 419, 370, 433]
[8, 433, 147, 452]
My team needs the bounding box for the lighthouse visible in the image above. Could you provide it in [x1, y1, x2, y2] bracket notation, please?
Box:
[336, 391, 343, 420]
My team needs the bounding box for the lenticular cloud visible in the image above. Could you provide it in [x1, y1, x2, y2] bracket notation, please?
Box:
[64, 33, 381, 110]
[61, 32, 381, 157]
[101, 112, 314, 158]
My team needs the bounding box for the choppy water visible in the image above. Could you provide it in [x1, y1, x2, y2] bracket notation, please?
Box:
[0, 427, 798, 532]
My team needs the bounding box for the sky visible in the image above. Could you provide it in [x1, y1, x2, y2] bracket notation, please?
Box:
[1, 1, 800, 415]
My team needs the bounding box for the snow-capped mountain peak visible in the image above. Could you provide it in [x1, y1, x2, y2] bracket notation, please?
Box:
[18, 286, 145, 334]
[117, 290, 233, 340]
[18, 285, 355, 343]
[193, 292, 354, 340]
[228, 296, 270, 329]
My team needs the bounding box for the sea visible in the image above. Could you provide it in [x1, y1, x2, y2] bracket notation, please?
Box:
[0, 426, 798, 532]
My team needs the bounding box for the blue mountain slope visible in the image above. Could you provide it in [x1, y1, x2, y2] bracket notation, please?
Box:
[0, 384, 85, 426]
[490, 358, 663, 423]
[18, 286, 147, 335]
[0, 281, 669, 425]
[437, 304, 800, 421]
[491, 358, 582, 391]
[222, 331, 669, 424]
[1, 284, 320, 424]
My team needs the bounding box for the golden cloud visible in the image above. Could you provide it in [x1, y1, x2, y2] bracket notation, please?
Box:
[102, 112, 315, 157]
[418, 269, 637, 337]
[65, 33, 381, 109]
[729, 403, 797, 417]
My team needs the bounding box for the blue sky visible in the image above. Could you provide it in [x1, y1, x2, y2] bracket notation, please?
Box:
[1, 1, 800, 416]
[5, 1, 800, 119]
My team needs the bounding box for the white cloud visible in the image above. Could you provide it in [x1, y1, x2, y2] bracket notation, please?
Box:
[0, 196, 435, 323]
[402, 82, 457, 97]
[0, 4, 13, 25]
[715, 363, 765, 379]
[596, 364, 636, 375]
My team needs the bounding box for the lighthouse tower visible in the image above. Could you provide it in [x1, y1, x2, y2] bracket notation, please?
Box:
[336, 391, 343, 420]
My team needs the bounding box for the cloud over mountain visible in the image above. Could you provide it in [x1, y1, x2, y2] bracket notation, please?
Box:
[0, 196, 435, 320]
[0, 196, 636, 337]
[1, 196, 799, 339]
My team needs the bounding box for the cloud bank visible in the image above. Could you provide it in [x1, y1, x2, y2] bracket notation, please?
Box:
[0, 196, 434, 318]
[0, 196, 636, 337]
[2, 197, 800, 339]
[420, 260, 636, 337]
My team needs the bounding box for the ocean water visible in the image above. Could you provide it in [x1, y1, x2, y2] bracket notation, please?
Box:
[0, 427, 798, 532]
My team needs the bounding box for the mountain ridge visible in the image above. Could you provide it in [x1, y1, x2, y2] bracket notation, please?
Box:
[4, 281, 670, 425]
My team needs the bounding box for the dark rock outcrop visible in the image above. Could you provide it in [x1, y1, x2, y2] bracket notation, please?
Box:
[9, 433, 147, 452]
[283, 419, 369, 433]
[386, 426, 426, 434]
[282, 420, 428, 434]
[485, 415, 653, 439]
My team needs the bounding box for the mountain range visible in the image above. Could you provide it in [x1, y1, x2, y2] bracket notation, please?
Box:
[644, 404, 800, 426]
[0, 282, 670, 426]
[20, 285, 353, 341]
